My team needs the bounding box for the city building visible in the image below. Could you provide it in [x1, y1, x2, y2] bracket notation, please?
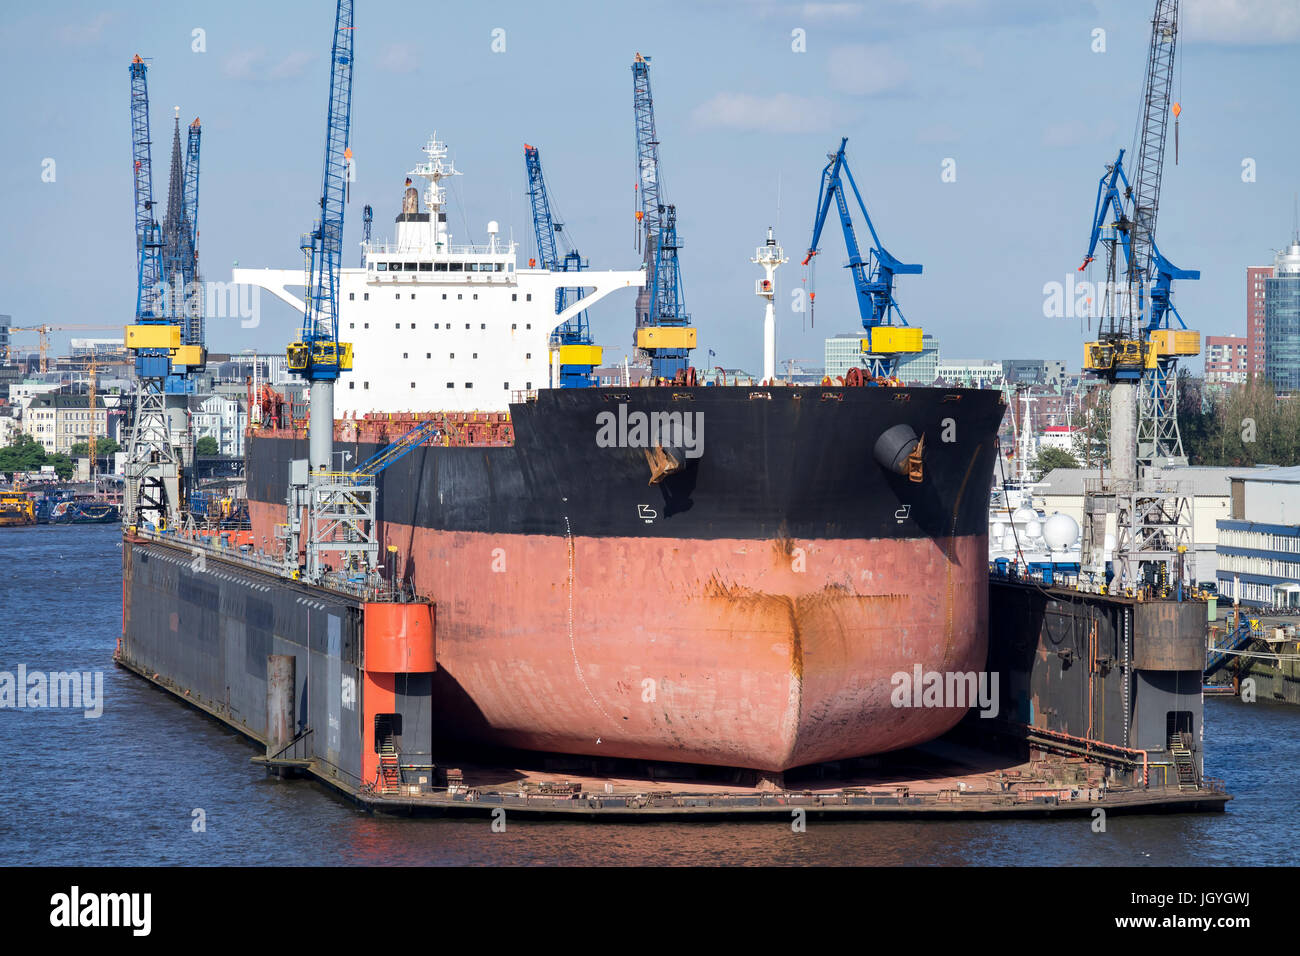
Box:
[824, 333, 864, 379]
[936, 359, 1004, 388]
[1001, 359, 1067, 389]
[191, 393, 249, 458]
[1264, 235, 1300, 392]
[1217, 466, 1300, 606]
[22, 391, 111, 455]
[1039, 465, 1242, 587]
[1037, 425, 1079, 452]
[1204, 335, 1249, 387]
[1246, 264, 1271, 378]
[0, 314, 9, 363]
[896, 333, 939, 385]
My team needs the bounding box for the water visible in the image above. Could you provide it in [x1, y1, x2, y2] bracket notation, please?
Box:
[1, 524, 1297, 866]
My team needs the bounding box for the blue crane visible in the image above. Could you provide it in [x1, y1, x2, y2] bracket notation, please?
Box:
[182, 117, 203, 352]
[632, 53, 693, 381]
[802, 137, 922, 379]
[524, 143, 597, 388]
[1078, 0, 1197, 466]
[128, 55, 169, 379]
[287, 0, 354, 388]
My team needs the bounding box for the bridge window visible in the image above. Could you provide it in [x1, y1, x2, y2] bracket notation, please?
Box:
[495, 263, 504, 272]
[411, 382, 416, 389]
[512, 294, 517, 302]
[363, 293, 369, 301]
[364, 382, 369, 389]
[503, 382, 509, 390]
[404, 262, 416, 271]
[526, 294, 532, 302]
[449, 262, 463, 272]
[446, 382, 454, 388]
[465, 382, 473, 388]
[348, 293, 355, 301]
[403, 353, 408, 359]
[349, 382, 355, 389]
[434, 262, 448, 272]
[419, 262, 432, 272]
[388, 262, 399, 271]
[376, 263, 388, 272]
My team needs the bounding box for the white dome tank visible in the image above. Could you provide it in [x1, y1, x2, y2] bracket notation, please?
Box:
[1042, 513, 1080, 551]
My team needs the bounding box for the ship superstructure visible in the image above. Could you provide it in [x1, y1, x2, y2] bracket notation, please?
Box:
[235, 136, 644, 415]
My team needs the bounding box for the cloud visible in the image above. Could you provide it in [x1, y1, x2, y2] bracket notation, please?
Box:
[58, 12, 115, 46]
[826, 43, 909, 96]
[1183, 0, 1300, 44]
[692, 92, 835, 132]
[378, 43, 420, 74]
[222, 49, 314, 82]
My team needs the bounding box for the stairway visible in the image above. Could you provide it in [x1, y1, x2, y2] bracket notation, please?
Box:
[377, 735, 401, 795]
[1170, 733, 1199, 791]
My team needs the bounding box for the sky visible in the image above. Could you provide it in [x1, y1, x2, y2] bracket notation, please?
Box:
[2, 0, 1299, 374]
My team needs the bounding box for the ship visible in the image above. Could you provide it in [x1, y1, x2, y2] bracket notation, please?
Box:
[210, 137, 1008, 773]
[0, 490, 36, 527]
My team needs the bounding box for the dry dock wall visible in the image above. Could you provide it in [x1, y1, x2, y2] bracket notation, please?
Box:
[120, 538, 367, 789]
[987, 579, 1206, 786]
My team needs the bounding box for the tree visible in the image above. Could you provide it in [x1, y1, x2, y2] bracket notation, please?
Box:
[45, 453, 73, 480]
[0, 434, 49, 475]
[69, 438, 121, 458]
[195, 435, 219, 456]
[1031, 446, 1081, 480]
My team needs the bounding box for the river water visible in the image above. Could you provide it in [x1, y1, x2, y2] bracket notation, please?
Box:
[1, 524, 1296, 866]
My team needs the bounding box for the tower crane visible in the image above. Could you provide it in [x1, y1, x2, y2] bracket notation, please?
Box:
[524, 143, 600, 388]
[631, 53, 694, 381]
[1079, 0, 1198, 471]
[802, 137, 923, 380]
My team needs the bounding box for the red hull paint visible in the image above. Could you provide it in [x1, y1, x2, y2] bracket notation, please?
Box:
[250, 500, 987, 771]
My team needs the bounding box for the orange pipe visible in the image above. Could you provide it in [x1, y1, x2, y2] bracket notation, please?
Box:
[1020, 722, 1149, 789]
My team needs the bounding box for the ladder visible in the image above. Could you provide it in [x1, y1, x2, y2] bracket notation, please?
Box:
[1169, 733, 1199, 791]
[377, 734, 401, 795]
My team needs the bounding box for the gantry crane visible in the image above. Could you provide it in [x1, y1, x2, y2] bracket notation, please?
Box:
[1079, 0, 1198, 471]
[524, 143, 601, 388]
[123, 55, 204, 529]
[285, 0, 354, 473]
[802, 137, 923, 379]
[631, 53, 694, 380]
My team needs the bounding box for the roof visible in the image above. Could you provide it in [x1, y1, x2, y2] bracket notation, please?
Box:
[28, 393, 107, 409]
[1228, 465, 1300, 484]
[1038, 465, 1246, 498]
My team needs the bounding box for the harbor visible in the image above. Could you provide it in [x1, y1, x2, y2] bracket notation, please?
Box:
[2, 0, 1299, 889]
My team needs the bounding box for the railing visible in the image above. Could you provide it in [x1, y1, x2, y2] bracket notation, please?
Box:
[1205, 619, 1256, 675]
[363, 240, 517, 257]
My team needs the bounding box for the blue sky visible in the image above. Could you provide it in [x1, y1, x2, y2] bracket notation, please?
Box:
[3, 0, 1298, 373]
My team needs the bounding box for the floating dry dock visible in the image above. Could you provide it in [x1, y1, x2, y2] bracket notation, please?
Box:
[118, 532, 1229, 820]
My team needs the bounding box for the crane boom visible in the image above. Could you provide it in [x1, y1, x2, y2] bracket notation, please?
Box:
[288, 0, 355, 384]
[1129, 0, 1180, 282]
[524, 144, 597, 387]
[631, 53, 692, 380]
[802, 138, 921, 378]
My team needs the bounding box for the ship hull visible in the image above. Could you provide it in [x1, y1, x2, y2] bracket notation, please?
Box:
[237, 385, 1003, 770]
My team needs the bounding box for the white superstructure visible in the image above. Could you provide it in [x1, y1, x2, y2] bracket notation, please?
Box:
[235, 135, 644, 414]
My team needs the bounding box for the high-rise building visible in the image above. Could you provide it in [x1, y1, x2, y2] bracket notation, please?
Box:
[896, 333, 939, 385]
[1263, 236, 1300, 392]
[1204, 335, 1249, 387]
[824, 333, 864, 379]
[0, 314, 10, 363]
[1247, 264, 1273, 377]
